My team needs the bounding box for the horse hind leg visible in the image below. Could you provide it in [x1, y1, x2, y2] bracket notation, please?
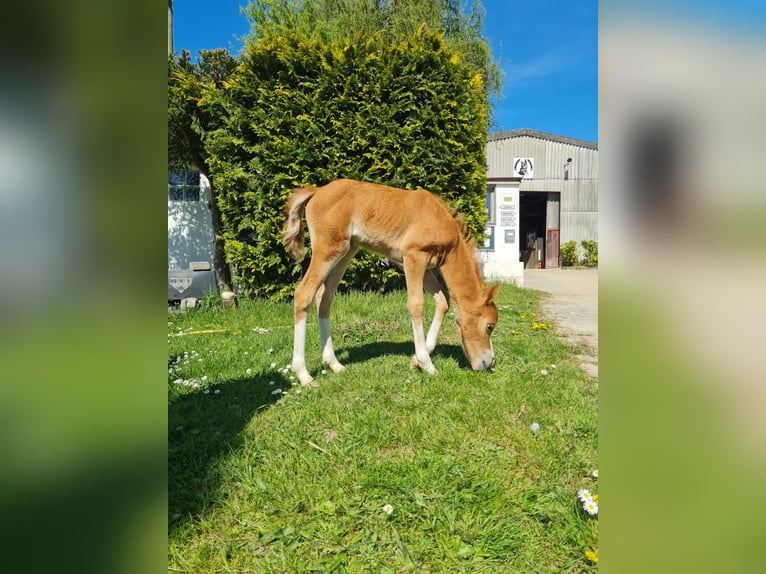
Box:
[291, 272, 321, 388]
[424, 269, 450, 353]
[291, 249, 346, 387]
[315, 247, 358, 375]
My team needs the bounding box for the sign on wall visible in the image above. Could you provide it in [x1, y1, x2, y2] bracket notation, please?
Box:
[513, 157, 534, 179]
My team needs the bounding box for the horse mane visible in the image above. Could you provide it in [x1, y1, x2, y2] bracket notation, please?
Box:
[449, 210, 484, 287]
[449, 210, 481, 253]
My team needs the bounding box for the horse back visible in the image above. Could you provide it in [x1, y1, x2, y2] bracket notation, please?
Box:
[305, 179, 460, 256]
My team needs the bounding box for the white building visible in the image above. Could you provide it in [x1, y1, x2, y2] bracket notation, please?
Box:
[167, 169, 215, 271]
[167, 169, 218, 301]
[480, 129, 598, 284]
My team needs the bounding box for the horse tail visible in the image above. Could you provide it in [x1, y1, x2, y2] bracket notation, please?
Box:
[282, 186, 317, 262]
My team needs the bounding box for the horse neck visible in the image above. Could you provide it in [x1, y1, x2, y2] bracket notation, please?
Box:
[440, 236, 484, 312]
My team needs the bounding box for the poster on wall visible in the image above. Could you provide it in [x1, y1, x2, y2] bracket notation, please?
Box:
[513, 157, 534, 179]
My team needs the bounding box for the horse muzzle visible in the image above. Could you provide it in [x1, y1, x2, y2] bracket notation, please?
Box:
[472, 352, 495, 371]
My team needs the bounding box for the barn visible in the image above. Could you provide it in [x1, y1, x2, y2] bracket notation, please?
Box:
[480, 128, 598, 284]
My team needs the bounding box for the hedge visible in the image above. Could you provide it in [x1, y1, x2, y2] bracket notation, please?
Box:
[203, 33, 488, 300]
[206, 30, 489, 300]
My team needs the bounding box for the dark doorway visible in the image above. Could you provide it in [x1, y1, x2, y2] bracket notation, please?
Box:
[520, 191, 561, 268]
[520, 192, 547, 268]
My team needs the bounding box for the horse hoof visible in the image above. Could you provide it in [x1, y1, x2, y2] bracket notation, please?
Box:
[299, 377, 318, 388]
[410, 356, 437, 375]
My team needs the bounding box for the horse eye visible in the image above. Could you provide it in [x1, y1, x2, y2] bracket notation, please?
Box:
[486, 323, 495, 333]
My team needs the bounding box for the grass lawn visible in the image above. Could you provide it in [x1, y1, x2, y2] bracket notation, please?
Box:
[168, 283, 598, 573]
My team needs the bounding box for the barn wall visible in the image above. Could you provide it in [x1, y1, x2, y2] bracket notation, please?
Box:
[486, 131, 598, 246]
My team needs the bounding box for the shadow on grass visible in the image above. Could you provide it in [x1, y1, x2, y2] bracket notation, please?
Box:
[168, 372, 291, 534]
[340, 340, 469, 370]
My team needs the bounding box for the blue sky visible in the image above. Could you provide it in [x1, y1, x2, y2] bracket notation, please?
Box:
[172, 0, 598, 142]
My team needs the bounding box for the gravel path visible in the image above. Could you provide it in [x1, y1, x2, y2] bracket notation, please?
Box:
[522, 268, 598, 379]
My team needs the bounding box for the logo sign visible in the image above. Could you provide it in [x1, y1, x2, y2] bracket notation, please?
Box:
[513, 157, 534, 179]
[170, 277, 193, 293]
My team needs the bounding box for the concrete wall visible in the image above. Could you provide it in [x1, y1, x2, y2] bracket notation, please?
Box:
[479, 181, 525, 285]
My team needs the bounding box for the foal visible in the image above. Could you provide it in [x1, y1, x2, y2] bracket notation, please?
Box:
[283, 179, 499, 387]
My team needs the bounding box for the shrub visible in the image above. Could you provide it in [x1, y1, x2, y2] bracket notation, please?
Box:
[561, 240, 579, 267]
[581, 240, 598, 267]
[206, 31, 489, 300]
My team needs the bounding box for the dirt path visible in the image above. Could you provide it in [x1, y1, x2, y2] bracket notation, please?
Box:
[522, 268, 598, 379]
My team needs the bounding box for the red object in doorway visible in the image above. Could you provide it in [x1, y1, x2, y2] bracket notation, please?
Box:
[545, 228, 560, 268]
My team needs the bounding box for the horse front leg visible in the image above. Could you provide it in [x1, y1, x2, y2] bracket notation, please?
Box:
[423, 269, 450, 353]
[404, 256, 437, 375]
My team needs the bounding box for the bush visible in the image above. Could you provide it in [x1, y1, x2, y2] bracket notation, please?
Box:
[581, 240, 598, 267]
[561, 240, 579, 267]
[206, 31, 489, 300]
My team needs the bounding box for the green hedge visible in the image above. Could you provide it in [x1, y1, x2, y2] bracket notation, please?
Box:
[561, 240, 578, 267]
[206, 31, 489, 300]
[581, 240, 598, 267]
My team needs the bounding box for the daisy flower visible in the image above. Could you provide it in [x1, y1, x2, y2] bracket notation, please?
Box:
[382, 504, 394, 515]
[592, 469, 598, 479]
[583, 498, 598, 515]
[577, 489, 592, 502]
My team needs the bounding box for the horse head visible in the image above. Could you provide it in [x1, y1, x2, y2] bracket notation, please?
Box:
[456, 283, 500, 371]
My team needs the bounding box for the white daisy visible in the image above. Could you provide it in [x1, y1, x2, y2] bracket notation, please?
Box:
[382, 504, 394, 515]
[577, 489, 592, 502]
[583, 499, 598, 515]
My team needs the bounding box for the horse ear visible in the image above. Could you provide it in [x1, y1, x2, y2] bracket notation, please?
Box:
[484, 282, 500, 304]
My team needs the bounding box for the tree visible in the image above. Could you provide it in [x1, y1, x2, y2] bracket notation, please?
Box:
[168, 48, 238, 294]
[244, 0, 501, 107]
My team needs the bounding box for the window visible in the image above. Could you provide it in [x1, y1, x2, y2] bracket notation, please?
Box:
[482, 226, 495, 250]
[168, 170, 201, 202]
[480, 185, 496, 251]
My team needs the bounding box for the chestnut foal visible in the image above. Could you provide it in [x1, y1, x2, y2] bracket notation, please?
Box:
[283, 179, 499, 387]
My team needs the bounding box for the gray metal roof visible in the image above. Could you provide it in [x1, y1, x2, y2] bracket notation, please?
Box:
[488, 128, 598, 151]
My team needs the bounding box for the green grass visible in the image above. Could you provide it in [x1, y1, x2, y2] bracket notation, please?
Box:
[168, 285, 598, 573]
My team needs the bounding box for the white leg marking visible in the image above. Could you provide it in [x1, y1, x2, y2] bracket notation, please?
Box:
[411, 317, 437, 375]
[425, 316, 443, 353]
[292, 317, 316, 387]
[319, 318, 345, 373]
